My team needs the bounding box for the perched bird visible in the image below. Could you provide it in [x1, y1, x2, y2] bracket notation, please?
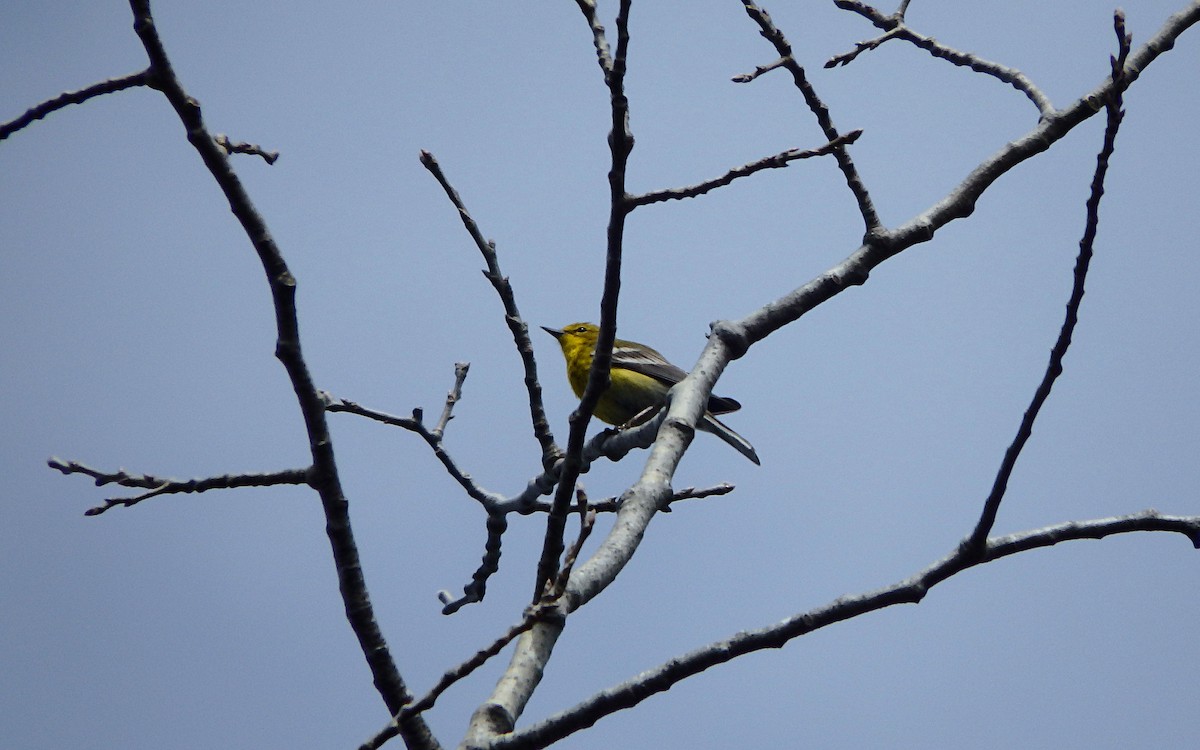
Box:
[542, 322, 759, 464]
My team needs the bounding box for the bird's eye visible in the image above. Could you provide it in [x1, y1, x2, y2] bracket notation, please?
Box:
[575, 326, 588, 333]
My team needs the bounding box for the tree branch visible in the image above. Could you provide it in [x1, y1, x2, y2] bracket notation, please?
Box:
[490, 510, 1200, 750]
[0, 69, 151, 141]
[966, 9, 1133, 553]
[828, 1, 1054, 115]
[125, 2, 437, 746]
[739, 1, 882, 235]
[48, 458, 310, 515]
[419, 151, 559, 464]
[629, 130, 863, 207]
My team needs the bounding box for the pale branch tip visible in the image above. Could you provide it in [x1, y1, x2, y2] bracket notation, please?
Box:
[214, 134, 279, 164]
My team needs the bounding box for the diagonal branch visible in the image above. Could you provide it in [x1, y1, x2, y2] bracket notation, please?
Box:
[491, 509, 1200, 750]
[629, 130, 863, 207]
[125, 2, 438, 747]
[0, 69, 151, 141]
[739, 1, 882, 235]
[828, 1, 1054, 116]
[965, 10, 1133, 552]
[419, 151, 559, 463]
[737, 0, 1200, 350]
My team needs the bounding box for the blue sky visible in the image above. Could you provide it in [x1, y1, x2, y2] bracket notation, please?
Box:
[3, 2, 1198, 748]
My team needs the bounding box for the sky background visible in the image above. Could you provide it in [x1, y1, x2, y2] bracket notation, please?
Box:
[3, 1, 1198, 748]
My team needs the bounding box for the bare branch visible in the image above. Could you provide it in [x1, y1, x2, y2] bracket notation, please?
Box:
[550, 496, 597, 599]
[0, 69, 150, 141]
[438, 511, 508, 615]
[214, 134, 279, 164]
[534, 0, 635, 605]
[737, 1, 1200, 348]
[828, 1, 1054, 116]
[573, 0, 615, 75]
[323, 390, 507, 509]
[965, 9, 1133, 552]
[433, 361, 470, 438]
[739, 1, 882, 234]
[419, 151, 559, 462]
[126, 2, 435, 744]
[824, 27, 903, 68]
[518, 482, 736, 515]
[48, 458, 310, 515]
[730, 56, 788, 83]
[363, 602, 568, 750]
[492, 510, 1200, 750]
[630, 130, 863, 207]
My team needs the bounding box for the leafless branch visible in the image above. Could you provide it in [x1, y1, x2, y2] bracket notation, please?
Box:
[214, 133, 279, 164]
[125, 2, 436, 745]
[48, 458, 310, 515]
[433, 362, 470, 438]
[323, 390, 507, 509]
[630, 130, 863, 207]
[491, 510, 1200, 750]
[0, 69, 151, 141]
[828, 1, 1054, 116]
[966, 10, 1133, 552]
[534, 0, 635, 606]
[739, 1, 882, 234]
[736, 1, 1200, 349]
[419, 151, 559, 462]
[362, 601, 568, 750]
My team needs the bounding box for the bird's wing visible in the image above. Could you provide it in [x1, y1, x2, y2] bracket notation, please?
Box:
[612, 342, 741, 415]
[611, 343, 687, 385]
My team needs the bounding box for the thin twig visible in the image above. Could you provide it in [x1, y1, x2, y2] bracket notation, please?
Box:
[361, 602, 567, 750]
[828, 1, 1054, 116]
[0, 69, 151, 141]
[739, 1, 882, 234]
[419, 151, 559, 462]
[323, 391, 507, 508]
[438, 510, 507, 614]
[630, 130, 863, 207]
[214, 134, 279, 164]
[965, 10, 1132, 554]
[550, 494, 597, 598]
[433, 362, 470, 438]
[48, 458, 311, 515]
[518, 483, 736, 515]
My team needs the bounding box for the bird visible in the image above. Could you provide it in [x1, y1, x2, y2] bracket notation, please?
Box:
[542, 322, 759, 464]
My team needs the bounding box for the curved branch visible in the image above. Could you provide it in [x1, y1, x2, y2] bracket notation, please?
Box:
[0, 69, 150, 140]
[126, 2, 438, 747]
[491, 511, 1200, 750]
[828, 2, 1054, 116]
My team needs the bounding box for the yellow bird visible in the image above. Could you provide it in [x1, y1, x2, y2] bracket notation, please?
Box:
[542, 322, 759, 464]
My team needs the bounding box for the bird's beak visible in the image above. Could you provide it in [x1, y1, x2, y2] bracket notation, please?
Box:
[541, 326, 562, 339]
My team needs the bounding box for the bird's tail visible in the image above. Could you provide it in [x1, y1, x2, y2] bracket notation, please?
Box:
[700, 413, 760, 465]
